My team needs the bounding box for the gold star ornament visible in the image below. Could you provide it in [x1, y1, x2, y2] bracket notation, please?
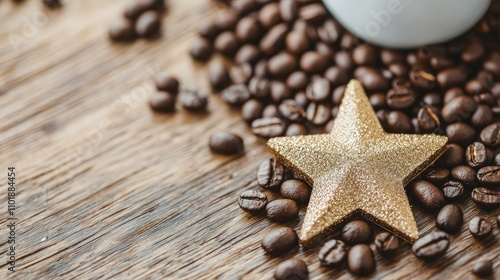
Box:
[267, 80, 448, 244]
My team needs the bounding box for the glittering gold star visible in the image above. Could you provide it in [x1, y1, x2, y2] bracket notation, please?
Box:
[267, 80, 448, 244]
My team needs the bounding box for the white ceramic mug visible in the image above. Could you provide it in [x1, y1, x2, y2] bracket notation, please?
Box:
[322, 0, 491, 48]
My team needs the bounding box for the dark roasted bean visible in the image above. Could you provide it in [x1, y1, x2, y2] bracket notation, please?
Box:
[279, 100, 306, 122]
[441, 144, 465, 169]
[179, 90, 208, 111]
[417, 106, 440, 131]
[209, 132, 244, 155]
[135, 11, 161, 38]
[266, 198, 299, 222]
[477, 166, 500, 188]
[271, 81, 292, 103]
[317, 19, 342, 45]
[230, 63, 253, 84]
[235, 44, 261, 64]
[261, 227, 298, 256]
[483, 52, 500, 77]
[386, 86, 416, 109]
[354, 67, 389, 92]
[436, 204, 463, 233]
[260, 23, 288, 56]
[280, 179, 311, 204]
[374, 232, 399, 255]
[155, 74, 179, 93]
[279, 0, 298, 23]
[149, 92, 175, 112]
[342, 220, 372, 245]
[299, 3, 327, 25]
[409, 68, 436, 89]
[335, 51, 354, 70]
[386, 111, 412, 133]
[215, 10, 239, 31]
[306, 78, 330, 102]
[319, 239, 347, 267]
[236, 16, 261, 43]
[469, 216, 492, 238]
[214, 31, 240, 56]
[268, 52, 298, 77]
[462, 40, 485, 63]
[471, 187, 500, 209]
[248, 77, 271, 99]
[286, 30, 310, 55]
[471, 105, 493, 128]
[232, 0, 258, 16]
[189, 37, 213, 61]
[412, 231, 450, 260]
[425, 168, 449, 185]
[109, 18, 136, 42]
[208, 59, 230, 90]
[239, 190, 267, 213]
[369, 93, 386, 110]
[347, 244, 375, 276]
[286, 123, 308, 136]
[300, 51, 328, 73]
[437, 66, 469, 88]
[441, 181, 465, 202]
[465, 142, 488, 169]
[257, 158, 285, 188]
[306, 102, 331, 126]
[241, 99, 264, 123]
[274, 258, 308, 280]
[446, 122, 476, 146]
[222, 84, 251, 106]
[286, 71, 309, 91]
[352, 44, 378, 66]
[324, 66, 349, 87]
[199, 20, 219, 41]
[472, 260, 493, 278]
[258, 3, 281, 29]
[441, 96, 478, 123]
[480, 123, 500, 147]
[409, 180, 446, 212]
[450, 165, 477, 188]
[262, 104, 280, 118]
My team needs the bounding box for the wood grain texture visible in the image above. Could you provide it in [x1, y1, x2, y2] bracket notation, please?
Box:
[0, 0, 498, 279]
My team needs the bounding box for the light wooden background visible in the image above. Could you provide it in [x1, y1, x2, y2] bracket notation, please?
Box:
[0, 0, 498, 279]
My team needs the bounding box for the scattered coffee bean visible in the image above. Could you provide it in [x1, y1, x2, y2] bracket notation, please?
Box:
[476, 166, 500, 188]
[446, 122, 476, 146]
[437, 66, 469, 88]
[198, 20, 219, 41]
[386, 110, 412, 133]
[306, 102, 331, 126]
[436, 204, 463, 233]
[270, 81, 292, 103]
[135, 11, 161, 38]
[472, 260, 493, 278]
[268, 53, 298, 78]
[260, 23, 289, 56]
[208, 59, 230, 90]
[342, 220, 372, 245]
[409, 68, 436, 90]
[280, 179, 311, 204]
[417, 105, 440, 131]
[241, 99, 264, 123]
[258, 3, 280, 29]
[257, 158, 285, 189]
[179, 90, 208, 111]
[425, 168, 449, 185]
[149, 92, 175, 112]
[235, 16, 261, 43]
[471, 187, 500, 209]
[109, 18, 136, 42]
[155, 74, 179, 93]
[480, 123, 500, 147]
[440, 144, 464, 169]
[306, 78, 330, 102]
[266, 199, 299, 223]
[189, 38, 213, 61]
[300, 51, 328, 73]
[441, 181, 465, 202]
[230, 63, 253, 84]
[214, 31, 240, 56]
[412, 231, 450, 260]
[409, 180, 446, 212]
[261, 227, 298, 256]
[239, 190, 267, 214]
[235, 45, 260, 65]
[441, 96, 478, 123]
[274, 258, 309, 280]
[252, 117, 287, 138]
[469, 216, 492, 238]
[374, 232, 399, 255]
[222, 84, 251, 106]
[318, 239, 347, 267]
[209, 132, 244, 155]
[299, 3, 327, 25]
[465, 142, 489, 169]
[347, 244, 376, 276]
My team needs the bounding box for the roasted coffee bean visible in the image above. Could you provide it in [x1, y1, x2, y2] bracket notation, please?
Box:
[268, 52, 298, 77]
[471, 105, 493, 128]
[380, 49, 405, 65]
[262, 104, 280, 118]
[386, 111, 412, 133]
[286, 123, 308, 136]
[248, 77, 271, 99]
[236, 17, 261, 43]
[214, 31, 239, 56]
[441, 181, 465, 202]
[149, 92, 175, 112]
[189, 37, 213, 61]
[317, 19, 342, 45]
[222, 84, 251, 106]
[462, 40, 485, 63]
[480, 123, 500, 147]
[374, 232, 399, 255]
[208, 59, 230, 90]
[279, 100, 306, 122]
[443, 87, 465, 103]
[215, 10, 239, 31]
[446, 122, 476, 146]
[109, 18, 136, 42]
[466, 79, 488, 95]
[230, 63, 253, 84]
[437, 66, 468, 88]
[280, 179, 311, 204]
[260, 23, 288, 56]
[388, 63, 409, 77]
[325, 66, 349, 87]
[179, 90, 208, 111]
[261, 227, 298, 256]
[279, 0, 298, 23]
[386, 87, 417, 109]
[472, 260, 493, 278]
[306, 102, 331, 126]
[347, 244, 375, 276]
[409, 180, 445, 212]
[271, 81, 292, 103]
[135, 11, 161, 37]
[335, 51, 354, 70]
[286, 71, 309, 91]
[258, 3, 281, 29]
[266, 198, 299, 223]
[483, 52, 500, 77]
[369, 93, 386, 110]
[257, 158, 285, 188]
[125, 0, 164, 20]
[496, 153, 500, 166]
[412, 231, 450, 260]
[235, 45, 261, 64]
[300, 51, 328, 73]
[430, 56, 454, 71]
[465, 142, 488, 169]
[450, 165, 477, 188]
[352, 44, 378, 66]
[436, 204, 463, 233]
[306, 78, 330, 102]
[440, 144, 464, 169]
[477, 166, 500, 188]
[354, 67, 389, 92]
[318, 239, 347, 267]
[425, 168, 449, 185]
[331, 85, 345, 105]
[286, 30, 310, 55]
[299, 3, 327, 25]
[423, 92, 442, 107]
[409, 68, 436, 90]
[469, 216, 492, 238]
[274, 258, 308, 280]
[441, 96, 478, 123]
[199, 20, 219, 41]
[341, 220, 372, 245]
[209, 132, 244, 155]
[239, 190, 267, 213]
[231, 0, 258, 15]
[155, 74, 179, 93]
[471, 187, 500, 209]
[242, 99, 264, 123]
[417, 106, 440, 131]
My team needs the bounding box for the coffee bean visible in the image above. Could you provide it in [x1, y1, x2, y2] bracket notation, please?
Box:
[258, 3, 281, 29]
[386, 87, 417, 109]
[235, 45, 261, 65]
[437, 66, 469, 88]
[286, 71, 309, 91]
[274, 258, 309, 280]
[179, 90, 208, 111]
[306, 78, 330, 102]
[446, 122, 476, 146]
[386, 111, 412, 133]
[417, 106, 440, 131]
[443, 87, 465, 104]
[248, 77, 271, 99]
[440, 144, 464, 169]
[341, 220, 372, 245]
[441, 181, 465, 202]
[262, 104, 280, 118]
[354, 67, 389, 92]
[331, 85, 345, 106]
[230, 63, 253, 84]
[286, 30, 310, 55]
[232, 0, 258, 16]
[286, 123, 308, 136]
[189, 37, 213, 61]
[279, 0, 298, 23]
[215, 10, 239, 31]
[198, 20, 219, 41]
[483, 52, 500, 77]
[462, 40, 485, 63]
[369, 93, 386, 110]
[268, 52, 298, 77]
[279, 100, 306, 122]
[317, 19, 342, 45]
[324, 66, 349, 87]
[430, 56, 454, 71]
[208, 59, 230, 90]
[124, 0, 164, 20]
[465, 142, 488, 169]
[209, 132, 244, 155]
[441, 96, 478, 123]
[306, 102, 331, 126]
[149, 92, 175, 112]
[389, 63, 409, 77]
[496, 153, 500, 166]
[236, 17, 261, 43]
[135, 11, 161, 38]
[242, 99, 264, 123]
[436, 204, 463, 233]
[109, 18, 136, 42]
[347, 244, 375, 276]
[318, 239, 347, 267]
[423, 92, 442, 107]
[409, 68, 436, 89]
[466, 79, 488, 95]
[412, 231, 450, 260]
[409, 180, 446, 212]
[450, 165, 477, 188]
[300, 51, 328, 73]
[374, 232, 399, 255]
[260, 23, 288, 56]
[471, 105, 493, 128]
[480, 123, 500, 147]
[471, 187, 500, 209]
[299, 3, 327, 25]
[477, 166, 500, 188]
[222, 84, 251, 106]
[335, 51, 354, 70]
[155, 74, 179, 93]
[261, 227, 298, 256]
[214, 31, 239, 56]
[266, 198, 299, 223]
[472, 260, 493, 278]
[239, 190, 267, 213]
[469, 216, 492, 238]
[280, 179, 311, 204]
[352, 44, 378, 66]
[425, 168, 449, 185]
[257, 158, 285, 188]
[271, 81, 292, 103]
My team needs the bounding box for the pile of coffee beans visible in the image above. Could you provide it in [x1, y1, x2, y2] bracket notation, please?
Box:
[218, 0, 500, 278]
[109, 0, 167, 42]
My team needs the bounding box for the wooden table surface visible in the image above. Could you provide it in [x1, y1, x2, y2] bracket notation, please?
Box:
[0, 0, 498, 279]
